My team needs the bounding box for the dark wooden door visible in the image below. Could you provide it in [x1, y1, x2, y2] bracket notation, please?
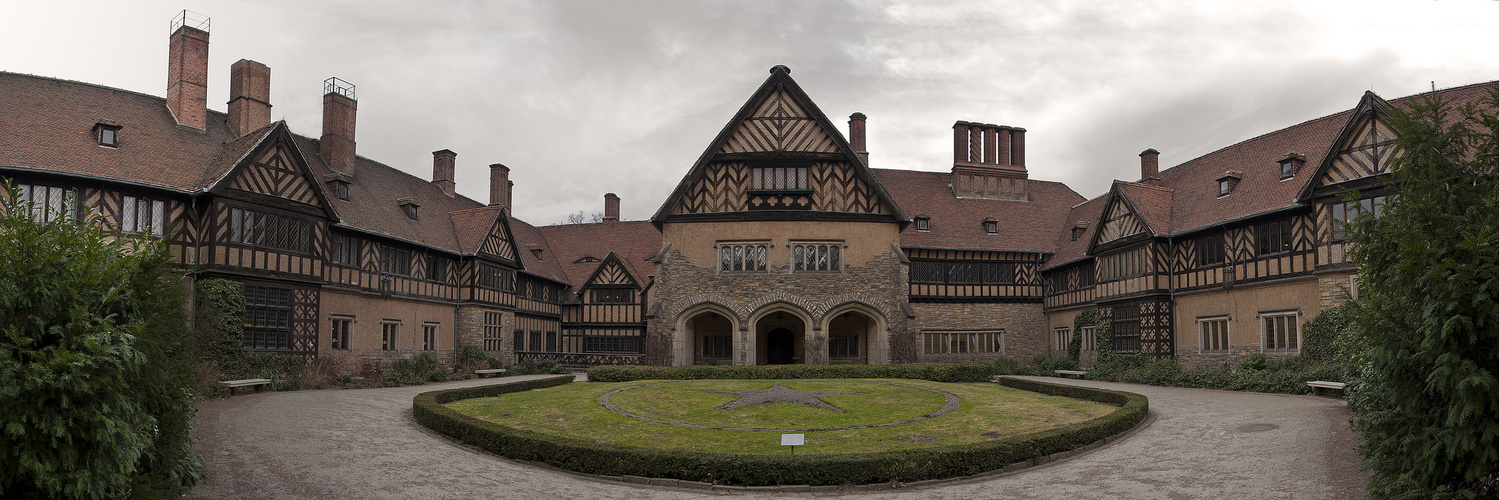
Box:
[767, 328, 794, 364]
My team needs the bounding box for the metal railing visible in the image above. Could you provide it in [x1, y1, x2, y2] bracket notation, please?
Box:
[170, 10, 210, 34]
[324, 77, 357, 100]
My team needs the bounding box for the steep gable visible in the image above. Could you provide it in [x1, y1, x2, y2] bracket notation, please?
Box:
[1298, 92, 1398, 201]
[583, 252, 639, 288]
[651, 66, 907, 226]
[1090, 186, 1152, 253]
[479, 213, 520, 264]
[210, 125, 336, 219]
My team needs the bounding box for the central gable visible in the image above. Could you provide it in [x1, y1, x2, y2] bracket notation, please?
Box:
[584, 253, 638, 288]
[720, 90, 839, 154]
[210, 124, 337, 220]
[651, 66, 908, 227]
[478, 210, 520, 265]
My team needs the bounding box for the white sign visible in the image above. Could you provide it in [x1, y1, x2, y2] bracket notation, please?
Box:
[781, 433, 805, 446]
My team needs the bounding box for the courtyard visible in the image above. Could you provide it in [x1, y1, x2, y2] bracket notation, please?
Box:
[185, 375, 1364, 499]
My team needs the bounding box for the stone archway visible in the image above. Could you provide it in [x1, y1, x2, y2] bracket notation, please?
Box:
[687, 311, 734, 366]
[826, 310, 875, 364]
[752, 308, 808, 365]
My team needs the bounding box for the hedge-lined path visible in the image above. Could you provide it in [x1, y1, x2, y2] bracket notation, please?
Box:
[184, 375, 1364, 499]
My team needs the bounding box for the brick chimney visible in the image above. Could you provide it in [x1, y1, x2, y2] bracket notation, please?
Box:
[227, 59, 271, 136]
[603, 193, 620, 223]
[950, 121, 1028, 201]
[166, 11, 210, 130]
[320, 77, 358, 175]
[848, 112, 869, 165]
[1139, 148, 1161, 185]
[432, 149, 456, 197]
[489, 163, 510, 207]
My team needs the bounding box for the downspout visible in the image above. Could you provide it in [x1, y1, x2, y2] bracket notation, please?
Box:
[1167, 234, 1176, 361]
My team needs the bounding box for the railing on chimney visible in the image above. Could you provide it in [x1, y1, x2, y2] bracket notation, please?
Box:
[170, 10, 211, 33]
[324, 77, 356, 100]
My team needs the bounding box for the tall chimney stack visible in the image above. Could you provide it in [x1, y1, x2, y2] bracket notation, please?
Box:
[489, 163, 510, 208]
[432, 149, 456, 197]
[848, 112, 869, 165]
[603, 193, 620, 223]
[1011, 127, 1026, 167]
[1139, 148, 1160, 184]
[320, 77, 358, 175]
[227, 59, 271, 136]
[166, 11, 210, 130]
[950, 121, 1029, 201]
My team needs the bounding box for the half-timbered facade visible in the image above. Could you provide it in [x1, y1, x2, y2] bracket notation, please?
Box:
[5, 15, 1493, 370]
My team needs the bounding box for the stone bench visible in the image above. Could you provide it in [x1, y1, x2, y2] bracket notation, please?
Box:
[220, 378, 272, 396]
[1306, 380, 1347, 397]
[1054, 370, 1089, 379]
[473, 368, 507, 378]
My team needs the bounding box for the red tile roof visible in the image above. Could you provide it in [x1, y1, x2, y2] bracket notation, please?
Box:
[1043, 195, 1108, 270]
[0, 72, 239, 191]
[536, 221, 664, 300]
[871, 169, 1084, 253]
[1114, 181, 1174, 235]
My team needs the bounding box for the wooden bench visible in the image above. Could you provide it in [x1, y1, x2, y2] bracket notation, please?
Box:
[1307, 380, 1347, 397]
[220, 378, 272, 396]
[1054, 370, 1089, 379]
[473, 368, 507, 378]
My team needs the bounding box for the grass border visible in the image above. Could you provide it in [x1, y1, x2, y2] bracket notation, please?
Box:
[413, 373, 1147, 486]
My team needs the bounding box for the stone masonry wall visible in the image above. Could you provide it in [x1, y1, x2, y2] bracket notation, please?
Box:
[646, 247, 912, 366]
[911, 302, 1048, 363]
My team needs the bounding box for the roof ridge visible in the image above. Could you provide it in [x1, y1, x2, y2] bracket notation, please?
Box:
[294, 133, 486, 208]
[0, 71, 231, 118]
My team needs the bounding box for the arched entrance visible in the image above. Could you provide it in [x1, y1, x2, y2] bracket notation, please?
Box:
[686, 311, 734, 365]
[827, 310, 874, 364]
[753, 309, 806, 365]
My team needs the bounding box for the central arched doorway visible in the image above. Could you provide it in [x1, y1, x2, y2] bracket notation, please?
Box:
[753, 308, 806, 365]
[827, 311, 874, 364]
[766, 328, 795, 364]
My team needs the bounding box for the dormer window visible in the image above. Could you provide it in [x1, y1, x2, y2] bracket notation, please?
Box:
[94, 123, 120, 147]
[335, 181, 349, 200]
[398, 197, 419, 220]
[1277, 152, 1305, 181]
[1216, 170, 1243, 197]
[1071, 221, 1089, 242]
[983, 217, 998, 234]
[914, 215, 930, 232]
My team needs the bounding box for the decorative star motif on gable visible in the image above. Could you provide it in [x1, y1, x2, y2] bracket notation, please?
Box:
[703, 383, 859, 412]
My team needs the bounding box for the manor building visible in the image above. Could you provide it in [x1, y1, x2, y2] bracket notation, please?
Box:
[3, 16, 1492, 369]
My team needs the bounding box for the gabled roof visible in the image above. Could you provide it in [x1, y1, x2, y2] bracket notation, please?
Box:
[1043, 195, 1109, 270]
[650, 65, 908, 226]
[871, 169, 1083, 252]
[507, 218, 570, 284]
[536, 220, 663, 300]
[0, 71, 239, 191]
[1113, 181, 1174, 235]
[1153, 80, 1499, 236]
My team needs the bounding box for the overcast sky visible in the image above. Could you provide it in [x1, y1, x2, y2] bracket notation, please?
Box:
[5, 1, 1498, 225]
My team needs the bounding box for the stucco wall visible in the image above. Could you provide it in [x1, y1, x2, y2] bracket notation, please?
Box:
[1173, 277, 1321, 368]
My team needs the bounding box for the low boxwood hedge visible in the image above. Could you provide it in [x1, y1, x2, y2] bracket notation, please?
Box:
[414, 373, 1147, 486]
[587, 362, 998, 383]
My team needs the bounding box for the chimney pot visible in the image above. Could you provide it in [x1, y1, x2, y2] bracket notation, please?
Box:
[227, 59, 271, 136]
[953, 121, 970, 164]
[432, 149, 456, 197]
[320, 77, 358, 175]
[166, 15, 210, 130]
[1139, 148, 1160, 184]
[1011, 127, 1026, 167]
[489, 163, 511, 208]
[603, 193, 620, 223]
[847, 112, 868, 165]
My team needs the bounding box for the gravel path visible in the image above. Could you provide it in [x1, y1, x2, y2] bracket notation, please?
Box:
[185, 375, 1365, 499]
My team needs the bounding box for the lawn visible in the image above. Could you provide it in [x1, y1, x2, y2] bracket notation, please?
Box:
[446, 378, 1114, 455]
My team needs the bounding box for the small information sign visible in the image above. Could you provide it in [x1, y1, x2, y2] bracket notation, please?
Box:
[781, 433, 805, 446]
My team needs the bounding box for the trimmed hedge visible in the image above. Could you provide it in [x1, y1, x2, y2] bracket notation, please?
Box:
[587, 362, 997, 383]
[414, 374, 1147, 486]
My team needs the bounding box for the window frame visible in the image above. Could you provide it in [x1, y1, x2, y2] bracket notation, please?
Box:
[829, 334, 861, 358]
[381, 320, 401, 351]
[701, 334, 733, 359]
[914, 216, 930, 232]
[717, 241, 770, 273]
[1255, 219, 1294, 256]
[1262, 311, 1300, 353]
[330, 315, 353, 350]
[1198, 316, 1230, 353]
[482, 312, 504, 351]
[1195, 233, 1226, 267]
[15, 183, 79, 223]
[422, 322, 439, 351]
[790, 241, 843, 273]
[749, 166, 811, 192]
[243, 284, 293, 351]
[922, 331, 1004, 355]
[1218, 179, 1231, 197]
[910, 260, 1017, 286]
[589, 288, 634, 304]
[96, 123, 121, 148]
[120, 195, 167, 237]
